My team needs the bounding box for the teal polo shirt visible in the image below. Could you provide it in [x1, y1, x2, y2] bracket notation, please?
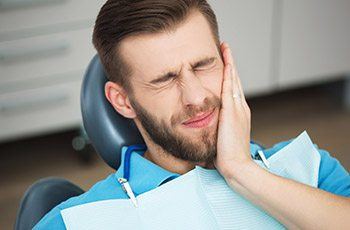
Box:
[34, 140, 350, 229]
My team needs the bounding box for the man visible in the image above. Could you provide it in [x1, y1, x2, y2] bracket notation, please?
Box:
[35, 0, 350, 229]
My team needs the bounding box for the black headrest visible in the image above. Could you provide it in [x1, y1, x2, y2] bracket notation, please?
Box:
[80, 55, 145, 170]
[15, 178, 84, 230]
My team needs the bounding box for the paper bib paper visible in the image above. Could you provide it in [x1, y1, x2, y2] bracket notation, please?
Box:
[61, 131, 320, 230]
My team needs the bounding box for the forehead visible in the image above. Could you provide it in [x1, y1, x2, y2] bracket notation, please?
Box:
[119, 11, 219, 83]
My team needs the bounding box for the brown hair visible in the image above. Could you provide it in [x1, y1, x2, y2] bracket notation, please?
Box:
[92, 0, 220, 94]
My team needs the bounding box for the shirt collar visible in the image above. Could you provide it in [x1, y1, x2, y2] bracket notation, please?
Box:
[114, 146, 180, 196]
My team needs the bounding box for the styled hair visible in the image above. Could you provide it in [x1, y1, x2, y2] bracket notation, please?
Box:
[92, 0, 220, 94]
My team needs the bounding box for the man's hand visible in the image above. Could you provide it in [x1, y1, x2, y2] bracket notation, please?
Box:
[214, 42, 253, 178]
[213, 43, 350, 229]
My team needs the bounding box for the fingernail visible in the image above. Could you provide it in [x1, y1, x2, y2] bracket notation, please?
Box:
[228, 47, 232, 56]
[227, 64, 232, 74]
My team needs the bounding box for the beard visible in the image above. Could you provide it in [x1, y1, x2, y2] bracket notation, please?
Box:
[129, 95, 221, 165]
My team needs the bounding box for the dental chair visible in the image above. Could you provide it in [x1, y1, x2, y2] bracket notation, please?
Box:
[15, 55, 265, 230]
[14, 55, 144, 230]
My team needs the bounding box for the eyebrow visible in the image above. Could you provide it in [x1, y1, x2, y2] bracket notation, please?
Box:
[149, 56, 217, 85]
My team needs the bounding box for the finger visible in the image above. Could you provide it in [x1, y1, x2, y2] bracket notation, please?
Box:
[222, 42, 251, 121]
[220, 42, 232, 92]
[221, 60, 234, 107]
[233, 65, 251, 120]
[235, 70, 246, 102]
[237, 77, 249, 110]
[222, 43, 243, 105]
[223, 43, 247, 103]
[230, 63, 243, 105]
[227, 53, 249, 113]
[228, 51, 250, 117]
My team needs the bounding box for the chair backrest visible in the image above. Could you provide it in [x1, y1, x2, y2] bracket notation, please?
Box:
[15, 178, 84, 230]
[80, 55, 145, 170]
[15, 55, 142, 229]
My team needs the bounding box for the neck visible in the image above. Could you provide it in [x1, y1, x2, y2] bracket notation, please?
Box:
[143, 145, 215, 175]
[143, 148, 194, 175]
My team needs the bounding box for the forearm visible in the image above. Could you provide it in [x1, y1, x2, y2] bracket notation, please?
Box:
[225, 160, 350, 229]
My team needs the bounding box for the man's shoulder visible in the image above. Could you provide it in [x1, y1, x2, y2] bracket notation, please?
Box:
[34, 173, 127, 229]
[258, 137, 349, 197]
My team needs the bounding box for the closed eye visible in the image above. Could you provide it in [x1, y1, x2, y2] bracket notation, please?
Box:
[192, 57, 217, 71]
[150, 56, 217, 85]
[194, 63, 216, 71]
[150, 72, 178, 85]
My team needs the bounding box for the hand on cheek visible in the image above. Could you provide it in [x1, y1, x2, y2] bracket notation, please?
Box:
[214, 42, 252, 179]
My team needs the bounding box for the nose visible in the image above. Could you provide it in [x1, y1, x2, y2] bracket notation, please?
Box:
[180, 71, 207, 108]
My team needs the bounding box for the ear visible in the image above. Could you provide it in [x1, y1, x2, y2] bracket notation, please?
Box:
[104, 81, 137, 119]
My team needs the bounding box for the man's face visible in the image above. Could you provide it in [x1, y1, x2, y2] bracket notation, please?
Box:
[120, 11, 224, 164]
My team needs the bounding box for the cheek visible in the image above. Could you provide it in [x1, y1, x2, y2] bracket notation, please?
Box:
[148, 94, 179, 123]
[200, 68, 224, 98]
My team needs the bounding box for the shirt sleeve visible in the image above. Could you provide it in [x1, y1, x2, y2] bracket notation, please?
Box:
[316, 146, 350, 197]
[260, 139, 350, 197]
[33, 206, 66, 230]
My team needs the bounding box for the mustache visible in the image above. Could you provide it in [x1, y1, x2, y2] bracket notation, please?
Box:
[171, 95, 221, 126]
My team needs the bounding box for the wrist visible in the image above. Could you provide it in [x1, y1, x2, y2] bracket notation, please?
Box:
[223, 159, 260, 188]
